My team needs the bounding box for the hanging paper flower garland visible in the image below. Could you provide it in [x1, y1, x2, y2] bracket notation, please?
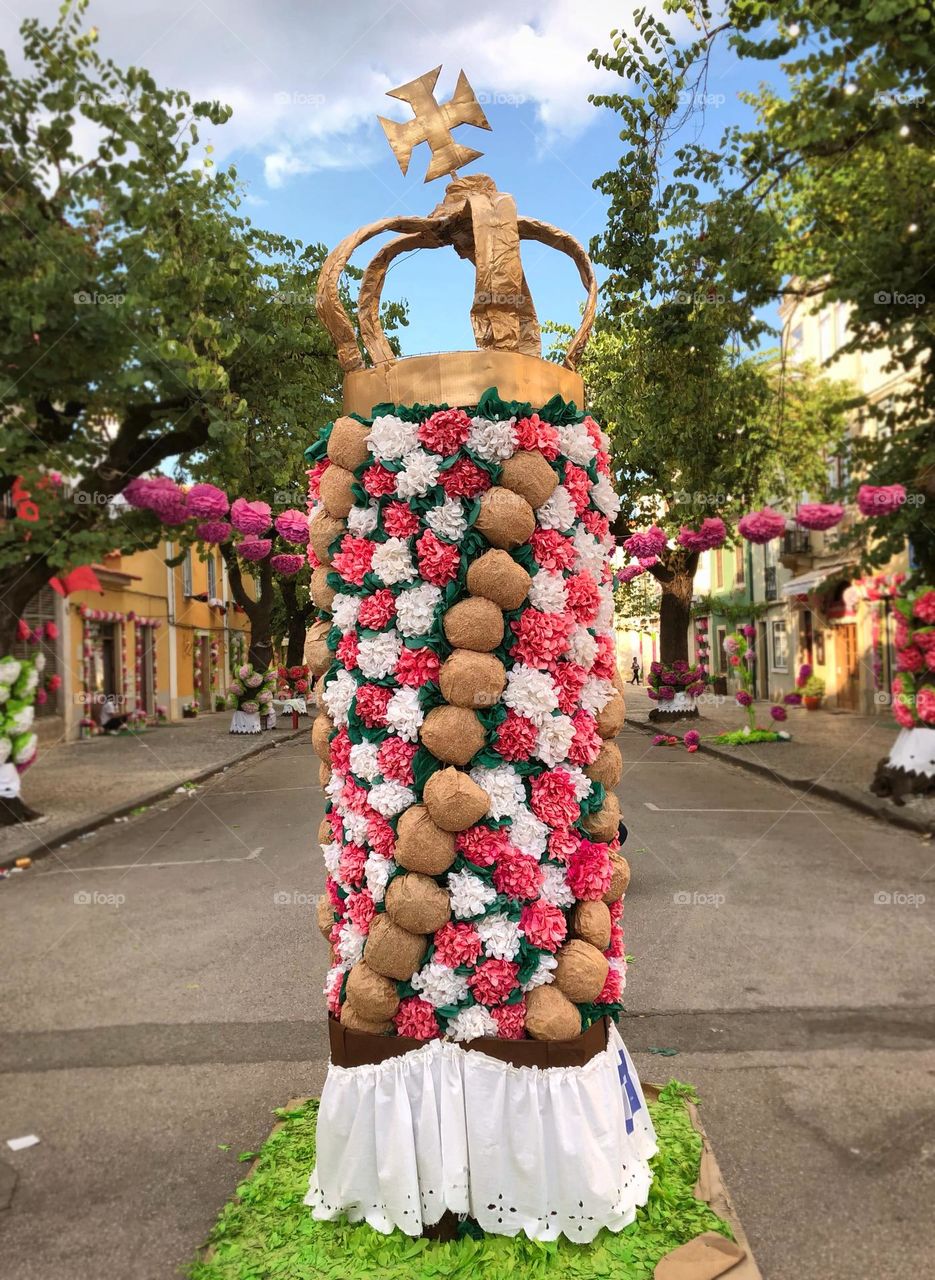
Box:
[187, 483, 229, 519]
[795, 502, 844, 531]
[857, 484, 906, 516]
[676, 517, 727, 552]
[622, 525, 668, 559]
[230, 497, 272, 535]
[274, 509, 311, 544]
[737, 507, 787, 544]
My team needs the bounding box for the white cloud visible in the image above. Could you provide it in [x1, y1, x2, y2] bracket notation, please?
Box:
[0, 0, 643, 186]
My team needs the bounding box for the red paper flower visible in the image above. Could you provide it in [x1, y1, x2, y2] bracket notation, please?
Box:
[469, 958, 520, 1005]
[433, 921, 483, 967]
[530, 529, 576, 571]
[335, 632, 359, 670]
[358, 589, 396, 630]
[495, 710, 539, 761]
[354, 683, 392, 728]
[416, 529, 461, 586]
[456, 825, 509, 867]
[492, 848, 543, 900]
[514, 414, 560, 460]
[418, 407, 472, 455]
[530, 769, 581, 828]
[394, 997, 440, 1040]
[439, 458, 490, 498]
[913, 591, 935, 625]
[362, 464, 397, 497]
[519, 900, 568, 952]
[511, 609, 572, 667]
[396, 646, 440, 687]
[596, 967, 622, 1004]
[491, 999, 527, 1039]
[382, 501, 420, 538]
[566, 841, 612, 900]
[331, 535, 375, 586]
[547, 828, 578, 863]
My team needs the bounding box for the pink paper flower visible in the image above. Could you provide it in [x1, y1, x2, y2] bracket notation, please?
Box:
[520, 900, 568, 951]
[514, 414, 560, 460]
[418, 407, 472, 455]
[275, 508, 310, 544]
[623, 526, 668, 559]
[382, 501, 420, 538]
[439, 458, 491, 498]
[563, 463, 591, 515]
[344, 889, 375, 934]
[433, 921, 483, 967]
[913, 591, 935, 625]
[511, 609, 572, 667]
[738, 507, 786, 544]
[330, 727, 351, 772]
[857, 484, 906, 515]
[307, 461, 328, 501]
[354, 683, 392, 728]
[196, 520, 232, 544]
[337, 843, 367, 888]
[491, 1000, 527, 1039]
[416, 529, 461, 586]
[567, 709, 602, 765]
[596, 967, 622, 1004]
[187, 483, 229, 518]
[362, 464, 397, 497]
[395, 646, 440, 687]
[796, 502, 844, 531]
[896, 646, 924, 673]
[684, 729, 701, 748]
[616, 565, 644, 584]
[915, 687, 935, 725]
[565, 571, 601, 624]
[236, 536, 272, 562]
[530, 769, 581, 828]
[335, 632, 359, 670]
[331, 534, 375, 586]
[496, 710, 539, 761]
[893, 698, 916, 729]
[530, 529, 576, 571]
[547, 828, 578, 863]
[230, 497, 271, 535]
[469, 958, 520, 1005]
[367, 814, 396, 859]
[566, 841, 612, 900]
[358, 589, 396, 630]
[676, 517, 727, 553]
[394, 996, 440, 1040]
[492, 848, 543, 900]
[549, 661, 589, 713]
[456, 825, 509, 868]
[377, 736, 417, 785]
[270, 553, 304, 575]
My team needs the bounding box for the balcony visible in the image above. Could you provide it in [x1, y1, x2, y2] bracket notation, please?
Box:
[779, 527, 813, 571]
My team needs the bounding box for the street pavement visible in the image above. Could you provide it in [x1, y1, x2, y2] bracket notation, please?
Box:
[1, 726, 933, 1279]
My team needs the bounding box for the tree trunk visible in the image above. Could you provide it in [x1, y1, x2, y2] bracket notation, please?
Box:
[280, 577, 312, 667]
[222, 548, 274, 671]
[648, 549, 699, 665]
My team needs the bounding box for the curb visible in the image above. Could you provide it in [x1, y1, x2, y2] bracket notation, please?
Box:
[626, 717, 934, 837]
[0, 727, 307, 871]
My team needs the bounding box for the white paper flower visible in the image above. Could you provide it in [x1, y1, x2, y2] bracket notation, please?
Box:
[609, 955, 628, 991]
[568, 625, 598, 670]
[323, 965, 344, 999]
[342, 811, 370, 847]
[325, 771, 345, 802]
[321, 669, 357, 724]
[411, 961, 471, 1008]
[396, 448, 441, 498]
[347, 503, 380, 535]
[385, 686, 424, 741]
[573, 525, 605, 576]
[528, 569, 568, 613]
[591, 475, 621, 519]
[356, 631, 402, 679]
[331, 593, 361, 633]
[447, 869, 498, 919]
[508, 807, 549, 859]
[424, 498, 467, 542]
[395, 583, 442, 636]
[503, 664, 558, 726]
[521, 952, 558, 992]
[336, 920, 366, 967]
[539, 862, 576, 909]
[476, 912, 522, 961]
[348, 741, 380, 782]
[596, 586, 616, 630]
[321, 840, 342, 875]
[562, 765, 594, 803]
[368, 413, 419, 461]
[447, 1004, 498, 1042]
[364, 852, 393, 903]
[581, 676, 615, 716]
[469, 765, 525, 819]
[371, 537, 415, 586]
[536, 485, 576, 532]
[556, 422, 597, 466]
[367, 780, 415, 818]
[536, 714, 576, 767]
[467, 416, 516, 462]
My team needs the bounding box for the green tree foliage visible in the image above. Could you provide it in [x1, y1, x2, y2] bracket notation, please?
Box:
[589, 1, 935, 577]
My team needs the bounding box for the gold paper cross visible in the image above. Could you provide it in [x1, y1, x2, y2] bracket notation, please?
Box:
[379, 66, 491, 183]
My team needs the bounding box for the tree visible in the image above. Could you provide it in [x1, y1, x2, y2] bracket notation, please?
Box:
[578, 308, 850, 662]
[588, 1, 935, 577]
[0, 2, 333, 652]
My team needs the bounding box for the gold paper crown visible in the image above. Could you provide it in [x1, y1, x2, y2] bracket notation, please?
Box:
[317, 67, 596, 415]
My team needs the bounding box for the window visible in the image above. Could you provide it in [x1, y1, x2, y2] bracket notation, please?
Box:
[715, 551, 724, 590]
[835, 301, 848, 348]
[734, 543, 745, 586]
[787, 324, 804, 363]
[715, 626, 727, 674]
[182, 550, 193, 597]
[770, 619, 789, 672]
[206, 553, 217, 598]
[818, 309, 834, 363]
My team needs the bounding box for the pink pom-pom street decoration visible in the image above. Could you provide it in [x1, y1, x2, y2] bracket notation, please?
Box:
[856, 484, 906, 516]
[122, 477, 157, 508]
[187, 483, 229, 518]
[737, 507, 787, 544]
[615, 565, 644, 584]
[196, 520, 233, 544]
[235, 536, 272, 562]
[795, 502, 844, 531]
[230, 497, 272, 535]
[676, 517, 727, 553]
[123, 476, 189, 523]
[270, 553, 305, 575]
[623, 526, 668, 559]
[274, 509, 310, 545]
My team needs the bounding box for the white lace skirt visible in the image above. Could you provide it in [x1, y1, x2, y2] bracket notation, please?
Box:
[229, 710, 261, 734]
[305, 1021, 656, 1242]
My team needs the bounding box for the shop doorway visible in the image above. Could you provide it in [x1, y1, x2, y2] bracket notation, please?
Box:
[835, 623, 860, 711]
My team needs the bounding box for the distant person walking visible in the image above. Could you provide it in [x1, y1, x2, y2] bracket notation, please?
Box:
[628, 657, 641, 685]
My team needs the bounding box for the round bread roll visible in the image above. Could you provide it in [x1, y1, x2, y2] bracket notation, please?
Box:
[317, 816, 333, 845]
[602, 852, 631, 904]
[423, 767, 489, 832]
[319, 464, 357, 519]
[339, 1000, 393, 1035]
[584, 741, 623, 790]
[554, 939, 610, 1003]
[466, 549, 531, 611]
[596, 690, 626, 739]
[363, 914, 427, 981]
[570, 900, 612, 951]
[345, 962, 400, 1021]
[310, 565, 336, 612]
[308, 509, 345, 564]
[327, 416, 371, 472]
[525, 984, 583, 1041]
[582, 791, 621, 843]
[304, 619, 332, 677]
[420, 705, 486, 765]
[439, 650, 506, 709]
[311, 713, 334, 763]
[442, 598, 504, 652]
[498, 449, 558, 509]
[318, 762, 331, 788]
[394, 804, 457, 875]
[385, 873, 452, 934]
[474, 486, 536, 549]
[316, 894, 335, 939]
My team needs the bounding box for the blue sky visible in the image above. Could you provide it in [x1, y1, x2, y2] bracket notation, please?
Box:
[4, 1, 778, 353]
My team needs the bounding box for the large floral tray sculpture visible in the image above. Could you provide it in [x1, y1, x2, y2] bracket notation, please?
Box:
[871, 584, 935, 800]
[302, 67, 655, 1244]
[227, 662, 276, 734]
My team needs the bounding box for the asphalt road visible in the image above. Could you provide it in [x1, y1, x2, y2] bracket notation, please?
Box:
[1, 726, 933, 1279]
